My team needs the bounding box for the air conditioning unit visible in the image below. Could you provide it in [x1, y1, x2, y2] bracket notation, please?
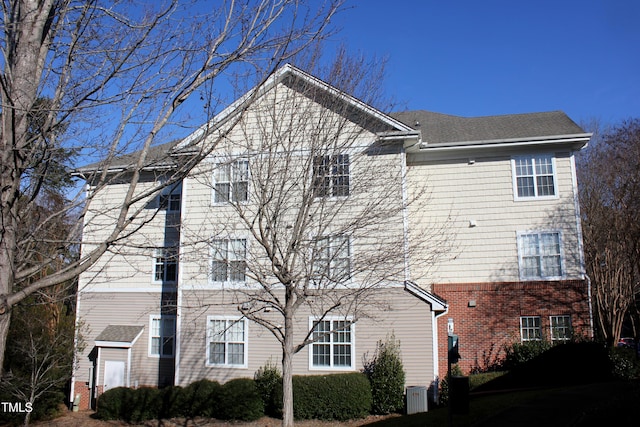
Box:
[406, 385, 428, 414]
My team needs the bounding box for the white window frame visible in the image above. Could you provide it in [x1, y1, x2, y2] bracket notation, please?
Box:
[209, 238, 247, 284]
[312, 235, 351, 284]
[206, 316, 248, 368]
[511, 154, 558, 201]
[212, 159, 249, 204]
[308, 317, 355, 371]
[520, 316, 542, 342]
[152, 247, 178, 284]
[312, 153, 350, 198]
[148, 315, 176, 358]
[550, 315, 572, 341]
[159, 181, 182, 212]
[517, 230, 564, 280]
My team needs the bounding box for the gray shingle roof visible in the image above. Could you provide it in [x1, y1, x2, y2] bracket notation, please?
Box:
[390, 110, 586, 144]
[95, 325, 144, 343]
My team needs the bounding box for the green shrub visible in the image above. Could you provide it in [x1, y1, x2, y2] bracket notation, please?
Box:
[158, 385, 184, 419]
[218, 378, 264, 421]
[438, 364, 463, 406]
[293, 373, 371, 421]
[254, 360, 282, 417]
[96, 387, 136, 421]
[180, 379, 222, 418]
[502, 340, 552, 370]
[363, 334, 406, 414]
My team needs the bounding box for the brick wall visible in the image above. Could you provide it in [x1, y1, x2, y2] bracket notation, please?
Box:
[433, 280, 592, 378]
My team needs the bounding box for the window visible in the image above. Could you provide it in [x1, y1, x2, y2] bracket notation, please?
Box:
[159, 182, 182, 211]
[153, 248, 178, 283]
[211, 239, 247, 282]
[312, 235, 350, 283]
[512, 155, 557, 199]
[518, 231, 563, 279]
[310, 318, 354, 369]
[207, 317, 247, 367]
[214, 160, 249, 203]
[550, 315, 572, 341]
[149, 315, 176, 357]
[313, 154, 349, 197]
[520, 316, 541, 341]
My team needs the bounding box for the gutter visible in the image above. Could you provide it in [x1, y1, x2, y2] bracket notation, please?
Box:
[418, 133, 592, 151]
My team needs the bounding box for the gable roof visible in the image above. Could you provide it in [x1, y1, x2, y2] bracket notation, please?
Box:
[179, 63, 417, 148]
[392, 110, 590, 150]
[95, 325, 144, 348]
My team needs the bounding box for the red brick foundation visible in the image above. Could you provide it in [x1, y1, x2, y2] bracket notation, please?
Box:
[433, 280, 592, 378]
[72, 381, 93, 410]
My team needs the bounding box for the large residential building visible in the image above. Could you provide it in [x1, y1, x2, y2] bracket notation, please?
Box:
[71, 65, 592, 410]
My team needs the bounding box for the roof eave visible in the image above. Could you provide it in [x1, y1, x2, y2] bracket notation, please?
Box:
[417, 133, 592, 152]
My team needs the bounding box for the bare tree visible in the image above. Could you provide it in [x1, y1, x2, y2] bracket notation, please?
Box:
[181, 54, 450, 427]
[0, 286, 82, 426]
[577, 118, 640, 346]
[0, 0, 342, 372]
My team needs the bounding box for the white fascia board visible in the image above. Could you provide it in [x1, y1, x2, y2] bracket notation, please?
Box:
[418, 133, 592, 152]
[404, 281, 447, 312]
[178, 64, 413, 149]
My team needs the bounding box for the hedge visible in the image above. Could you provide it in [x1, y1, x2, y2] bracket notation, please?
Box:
[293, 373, 372, 421]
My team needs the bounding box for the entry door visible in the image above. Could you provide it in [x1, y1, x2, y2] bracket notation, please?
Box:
[103, 360, 125, 391]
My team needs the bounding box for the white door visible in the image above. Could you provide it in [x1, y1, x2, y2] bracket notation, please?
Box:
[103, 360, 125, 391]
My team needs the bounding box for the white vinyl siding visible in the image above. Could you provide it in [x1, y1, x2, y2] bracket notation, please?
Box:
[406, 151, 582, 285]
[206, 317, 248, 368]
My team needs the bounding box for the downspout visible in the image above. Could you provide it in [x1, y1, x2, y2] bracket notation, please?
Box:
[433, 307, 449, 389]
[174, 177, 187, 386]
[570, 152, 593, 337]
[401, 146, 411, 282]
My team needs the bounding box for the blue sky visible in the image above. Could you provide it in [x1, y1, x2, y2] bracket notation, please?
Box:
[329, 0, 640, 125]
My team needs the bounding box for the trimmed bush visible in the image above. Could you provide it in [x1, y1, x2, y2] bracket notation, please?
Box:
[218, 378, 264, 421]
[502, 340, 552, 370]
[180, 379, 222, 418]
[254, 360, 282, 417]
[363, 335, 406, 414]
[293, 373, 371, 421]
[96, 386, 161, 422]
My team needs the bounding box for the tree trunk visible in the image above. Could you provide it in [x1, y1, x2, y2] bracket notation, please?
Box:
[281, 311, 295, 427]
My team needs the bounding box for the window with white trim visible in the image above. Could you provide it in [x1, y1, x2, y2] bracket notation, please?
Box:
[312, 154, 350, 197]
[520, 316, 541, 341]
[207, 317, 247, 367]
[159, 182, 182, 211]
[211, 239, 247, 282]
[518, 231, 563, 279]
[149, 315, 176, 357]
[213, 160, 249, 203]
[310, 318, 354, 369]
[312, 235, 351, 283]
[550, 315, 572, 341]
[153, 247, 178, 284]
[512, 154, 557, 199]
